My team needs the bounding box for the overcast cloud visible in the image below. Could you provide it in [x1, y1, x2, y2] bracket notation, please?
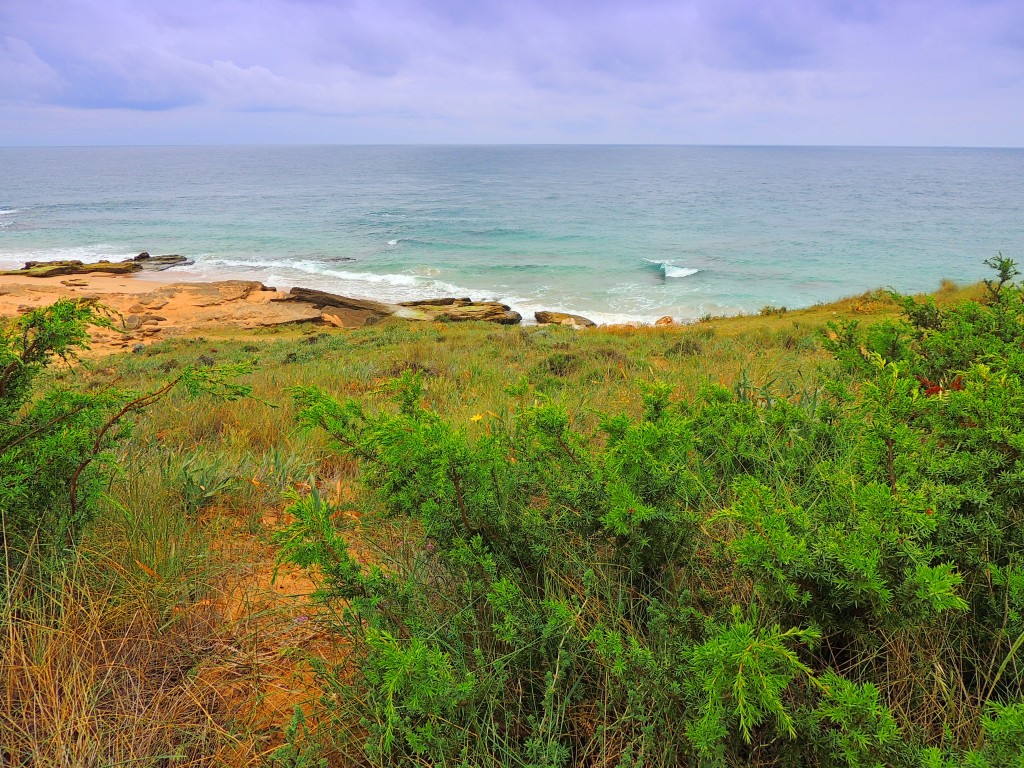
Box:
[0, 0, 1021, 145]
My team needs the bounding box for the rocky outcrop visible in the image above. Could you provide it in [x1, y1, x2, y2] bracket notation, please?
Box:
[398, 298, 521, 324]
[287, 287, 395, 327]
[655, 315, 674, 326]
[400, 297, 474, 307]
[436, 303, 521, 324]
[2, 252, 192, 278]
[4, 260, 142, 277]
[535, 310, 596, 329]
[286, 289, 522, 325]
[186, 280, 272, 307]
[131, 252, 193, 271]
[289, 287, 395, 316]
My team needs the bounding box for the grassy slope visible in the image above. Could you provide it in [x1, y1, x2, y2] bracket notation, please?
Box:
[1, 281, 982, 765]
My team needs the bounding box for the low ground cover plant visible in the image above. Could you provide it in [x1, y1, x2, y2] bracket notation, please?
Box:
[278, 259, 1024, 766]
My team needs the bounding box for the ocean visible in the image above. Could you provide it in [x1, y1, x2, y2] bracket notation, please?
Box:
[1, 145, 1022, 324]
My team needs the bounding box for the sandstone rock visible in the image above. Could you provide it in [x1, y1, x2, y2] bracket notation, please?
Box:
[535, 310, 596, 329]
[604, 322, 643, 330]
[321, 312, 346, 328]
[60, 279, 89, 287]
[123, 315, 142, 331]
[399, 297, 474, 308]
[221, 302, 324, 328]
[391, 299, 524, 325]
[1, 253, 190, 279]
[396, 299, 521, 324]
[289, 287, 395, 317]
[134, 254, 192, 271]
[186, 281, 268, 307]
[434, 303, 521, 325]
[128, 304, 146, 313]
[655, 315, 674, 326]
[3, 259, 142, 278]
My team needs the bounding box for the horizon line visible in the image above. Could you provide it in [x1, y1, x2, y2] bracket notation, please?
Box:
[2, 142, 1022, 150]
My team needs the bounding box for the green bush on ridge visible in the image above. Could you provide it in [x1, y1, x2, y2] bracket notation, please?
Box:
[0, 299, 252, 588]
[276, 258, 1024, 766]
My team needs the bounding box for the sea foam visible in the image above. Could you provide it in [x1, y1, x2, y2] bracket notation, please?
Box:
[644, 258, 701, 279]
[664, 265, 701, 279]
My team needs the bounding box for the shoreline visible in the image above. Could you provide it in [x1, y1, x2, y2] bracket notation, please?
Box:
[1, 260, 968, 356]
[0, 252, 674, 328]
[0, 266, 637, 353]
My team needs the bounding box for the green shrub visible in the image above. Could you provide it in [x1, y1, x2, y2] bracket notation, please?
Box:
[1, 299, 251, 586]
[277, 259, 1024, 766]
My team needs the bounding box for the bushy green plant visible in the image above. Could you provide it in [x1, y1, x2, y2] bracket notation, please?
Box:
[278, 259, 1024, 766]
[1, 299, 251, 585]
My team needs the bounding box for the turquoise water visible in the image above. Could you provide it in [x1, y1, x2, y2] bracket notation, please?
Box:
[1, 145, 1022, 323]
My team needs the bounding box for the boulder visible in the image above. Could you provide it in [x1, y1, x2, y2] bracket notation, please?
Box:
[655, 315, 674, 326]
[133, 254, 192, 271]
[535, 310, 597, 329]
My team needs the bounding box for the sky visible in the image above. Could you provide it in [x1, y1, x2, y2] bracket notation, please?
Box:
[0, 0, 1022, 146]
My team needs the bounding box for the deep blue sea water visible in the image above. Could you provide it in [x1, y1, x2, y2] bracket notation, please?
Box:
[1, 145, 1022, 323]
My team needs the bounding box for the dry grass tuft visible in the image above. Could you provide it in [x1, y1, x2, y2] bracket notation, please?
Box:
[1, 564, 230, 766]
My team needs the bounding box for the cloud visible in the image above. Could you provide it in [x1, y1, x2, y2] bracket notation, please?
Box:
[0, 37, 64, 101]
[0, 0, 1021, 144]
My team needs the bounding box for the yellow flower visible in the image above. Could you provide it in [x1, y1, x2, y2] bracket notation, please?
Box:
[470, 413, 483, 422]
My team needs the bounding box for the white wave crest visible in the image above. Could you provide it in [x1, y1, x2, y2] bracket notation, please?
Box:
[387, 239, 399, 246]
[664, 265, 701, 279]
[182, 254, 472, 304]
[643, 258, 701, 279]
